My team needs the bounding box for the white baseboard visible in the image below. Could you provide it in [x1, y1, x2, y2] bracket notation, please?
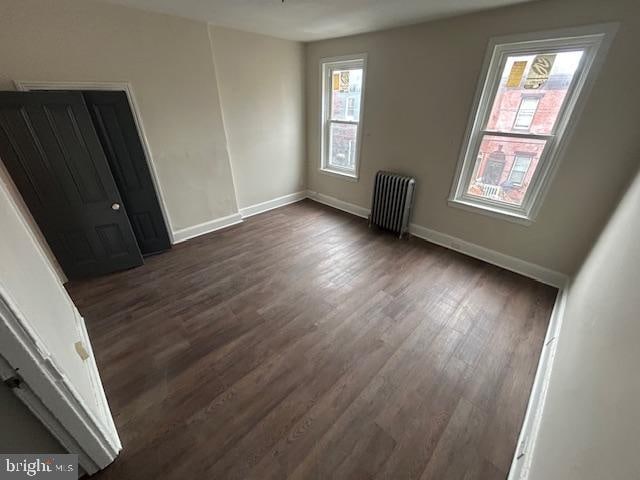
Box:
[306, 190, 370, 219]
[171, 190, 567, 288]
[239, 191, 306, 219]
[408, 223, 567, 288]
[172, 213, 243, 244]
[172, 191, 307, 245]
[305, 191, 567, 288]
[507, 283, 569, 480]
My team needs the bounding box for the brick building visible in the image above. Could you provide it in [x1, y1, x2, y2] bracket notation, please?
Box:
[329, 69, 362, 169]
[468, 67, 574, 205]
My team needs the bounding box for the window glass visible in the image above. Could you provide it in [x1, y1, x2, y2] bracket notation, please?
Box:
[464, 50, 584, 208]
[328, 123, 358, 170]
[509, 154, 533, 185]
[466, 135, 546, 206]
[330, 69, 362, 121]
[513, 97, 540, 130]
[346, 98, 357, 119]
[486, 51, 584, 136]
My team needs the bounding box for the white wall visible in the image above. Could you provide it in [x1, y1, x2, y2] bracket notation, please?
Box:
[526, 167, 640, 479]
[305, 0, 640, 276]
[0, 0, 312, 282]
[0, 178, 101, 423]
[0, 0, 238, 233]
[210, 27, 306, 209]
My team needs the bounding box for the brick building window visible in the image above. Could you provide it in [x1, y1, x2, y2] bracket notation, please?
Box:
[449, 26, 615, 223]
[508, 154, 533, 185]
[320, 54, 367, 178]
[513, 97, 540, 130]
[346, 97, 357, 119]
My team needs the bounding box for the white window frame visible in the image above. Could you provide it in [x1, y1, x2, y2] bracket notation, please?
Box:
[449, 24, 617, 224]
[320, 54, 367, 180]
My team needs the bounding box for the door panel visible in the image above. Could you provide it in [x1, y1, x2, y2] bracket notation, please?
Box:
[41, 104, 108, 204]
[0, 106, 69, 209]
[83, 91, 170, 255]
[0, 91, 143, 279]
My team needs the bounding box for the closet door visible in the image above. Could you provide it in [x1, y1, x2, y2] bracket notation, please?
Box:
[0, 91, 143, 279]
[83, 91, 171, 255]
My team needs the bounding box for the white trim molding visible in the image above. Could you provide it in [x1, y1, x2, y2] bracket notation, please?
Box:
[172, 213, 243, 244]
[72, 307, 120, 452]
[306, 190, 370, 219]
[305, 191, 567, 288]
[239, 191, 306, 219]
[408, 223, 567, 288]
[174, 191, 307, 243]
[0, 289, 120, 474]
[14, 80, 176, 245]
[0, 356, 98, 474]
[507, 283, 570, 480]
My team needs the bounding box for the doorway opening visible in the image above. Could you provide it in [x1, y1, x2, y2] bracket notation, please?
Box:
[0, 83, 173, 280]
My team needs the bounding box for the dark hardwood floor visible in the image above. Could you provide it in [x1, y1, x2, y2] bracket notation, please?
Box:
[67, 199, 556, 480]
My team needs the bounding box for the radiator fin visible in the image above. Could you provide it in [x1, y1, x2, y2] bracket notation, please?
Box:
[369, 171, 416, 238]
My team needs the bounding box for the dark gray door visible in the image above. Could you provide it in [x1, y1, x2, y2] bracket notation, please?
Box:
[83, 91, 171, 255]
[0, 91, 143, 279]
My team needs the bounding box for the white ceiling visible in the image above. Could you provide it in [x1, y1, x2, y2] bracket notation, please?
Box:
[99, 0, 533, 42]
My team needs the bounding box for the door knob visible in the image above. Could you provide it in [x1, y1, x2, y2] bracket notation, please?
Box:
[111, 203, 121, 211]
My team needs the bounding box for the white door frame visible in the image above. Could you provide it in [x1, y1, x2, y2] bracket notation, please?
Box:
[0, 285, 120, 475]
[15, 80, 175, 245]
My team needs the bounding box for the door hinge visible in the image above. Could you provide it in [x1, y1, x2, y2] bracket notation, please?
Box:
[4, 372, 24, 389]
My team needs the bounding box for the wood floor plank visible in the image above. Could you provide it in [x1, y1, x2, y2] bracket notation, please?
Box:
[419, 397, 488, 480]
[66, 200, 555, 479]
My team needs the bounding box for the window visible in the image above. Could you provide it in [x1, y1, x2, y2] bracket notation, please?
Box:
[513, 96, 540, 130]
[346, 97, 357, 119]
[321, 54, 367, 178]
[449, 26, 615, 223]
[508, 154, 533, 185]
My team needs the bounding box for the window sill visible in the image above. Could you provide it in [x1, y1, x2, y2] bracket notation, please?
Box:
[448, 197, 533, 226]
[319, 168, 359, 182]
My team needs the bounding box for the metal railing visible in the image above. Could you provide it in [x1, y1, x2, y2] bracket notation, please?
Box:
[482, 184, 502, 199]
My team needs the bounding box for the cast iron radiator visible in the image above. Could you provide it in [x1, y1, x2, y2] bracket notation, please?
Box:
[369, 171, 416, 238]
